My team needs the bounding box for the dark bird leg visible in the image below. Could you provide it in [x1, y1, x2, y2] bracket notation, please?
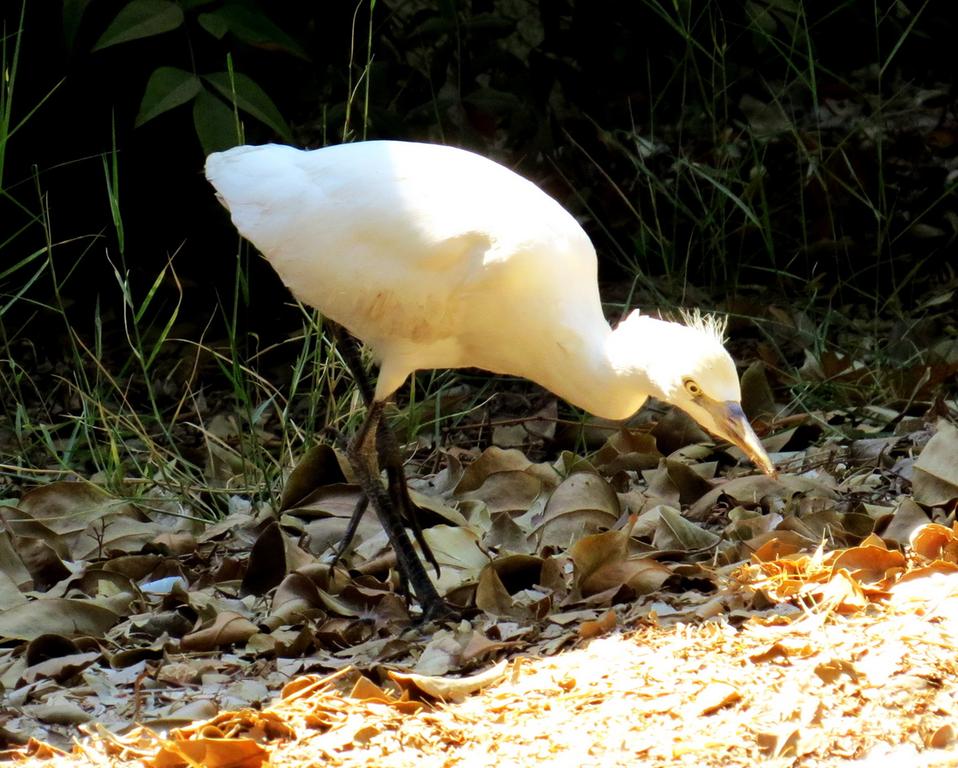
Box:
[326, 322, 446, 620]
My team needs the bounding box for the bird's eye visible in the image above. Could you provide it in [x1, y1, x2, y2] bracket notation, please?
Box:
[684, 379, 702, 397]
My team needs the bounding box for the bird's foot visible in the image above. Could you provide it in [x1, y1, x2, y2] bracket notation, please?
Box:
[415, 596, 461, 625]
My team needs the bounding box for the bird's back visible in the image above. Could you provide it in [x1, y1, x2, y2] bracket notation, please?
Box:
[206, 141, 608, 396]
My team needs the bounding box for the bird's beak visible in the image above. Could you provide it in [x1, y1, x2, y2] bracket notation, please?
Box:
[706, 401, 777, 476]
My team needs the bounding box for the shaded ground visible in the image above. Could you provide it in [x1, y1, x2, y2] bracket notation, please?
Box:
[2, 319, 958, 766]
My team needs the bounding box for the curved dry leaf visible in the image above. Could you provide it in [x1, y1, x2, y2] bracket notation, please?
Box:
[419, 525, 489, 594]
[532, 471, 620, 549]
[388, 658, 507, 702]
[408, 488, 470, 527]
[653, 507, 721, 551]
[0, 598, 119, 640]
[68, 567, 140, 603]
[881, 499, 931, 548]
[0, 568, 27, 611]
[927, 724, 956, 749]
[155, 737, 267, 768]
[642, 464, 681, 506]
[913, 421, 958, 505]
[288, 483, 361, 520]
[24, 700, 92, 726]
[569, 529, 629, 587]
[151, 531, 198, 555]
[199, 511, 259, 546]
[0, 507, 71, 560]
[811, 569, 869, 612]
[579, 609, 617, 638]
[461, 630, 524, 663]
[664, 459, 715, 505]
[455, 447, 534, 493]
[180, 611, 259, 651]
[72, 517, 165, 560]
[749, 531, 815, 561]
[593, 428, 662, 474]
[349, 674, 393, 702]
[102, 553, 166, 581]
[832, 545, 905, 583]
[242, 521, 287, 595]
[740, 360, 777, 419]
[10, 536, 70, 590]
[687, 474, 837, 521]
[280, 444, 349, 511]
[409, 451, 464, 497]
[580, 558, 671, 597]
[484, 510, 537, 553]
[726, 506, 783, 540]
[18, 482, 141, 551]
[814, 658, 860, 685]
[414, 630, 465, 675]
[910, 523, 958, 563]
[476, 562, 523, 617]
[20, 650, 100, 685]
[690, 681, 742, 716]
[651, 407, 710, 454]
[552, 451, 599, 477]
[271, 569, 327, 620]
[460, 470, 543, 515]
[0, 529, 34, 590]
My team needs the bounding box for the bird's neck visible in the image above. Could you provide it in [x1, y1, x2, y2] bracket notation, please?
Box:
[527, 316, 655, 422]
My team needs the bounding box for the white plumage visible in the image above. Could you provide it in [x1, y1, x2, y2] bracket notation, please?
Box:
[205, 140, 774, 472]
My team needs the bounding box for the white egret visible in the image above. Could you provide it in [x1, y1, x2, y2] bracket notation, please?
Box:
[205, 141, 775, 619]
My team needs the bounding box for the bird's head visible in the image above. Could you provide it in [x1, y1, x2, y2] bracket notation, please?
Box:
[610, 310, 776, 475]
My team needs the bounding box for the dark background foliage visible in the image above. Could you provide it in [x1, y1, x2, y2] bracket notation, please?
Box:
[2, 0, 956, 347]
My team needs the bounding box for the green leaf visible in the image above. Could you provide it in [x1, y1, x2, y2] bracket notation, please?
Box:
[200, 5, 308, 60]
[135, 67, 201, 127]
[63, 0, 92, 50]
[197, 11, 229, 39]
[203, 71, 292, 142]
[192, 88, 241, 155]
[93, 0, 184, 51]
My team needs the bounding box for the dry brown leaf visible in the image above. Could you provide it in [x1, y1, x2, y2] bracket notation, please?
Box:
[578, 609, 617, 638]
[750, 532, 812, 562]
[348, 675, 393, 703]
[881, 498, 931, 547]
[912, 420, 958, 505]
[459, 470, 543, 515]
[813, 658, 859, 684]
[475, 556, 546, 618]
[388, 658, 508, 702]
[180, 612, 259, 651]
[756, 725, 801, 758]
[568, 529, 628, 585]
[653, 506, 720, 551]
[832, 543, 905, 583]
[242, 520, 288, 595]
[580, 557, 671, 597]
[592, 428, 662, 474]
[20, 651, 100, 686]
[910, 523, 958, 563]
[530, 471, 620, 548]
[454, 447, 537, 494]
[280, 444, 349, 511]
[0, 597, 119, 641]
[740, 360, 778, 419]
[153, 736, 267, 768]
[690, 681, 742, 715]
[688, 473, 837, 521]
[927, 724, 956, 749]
